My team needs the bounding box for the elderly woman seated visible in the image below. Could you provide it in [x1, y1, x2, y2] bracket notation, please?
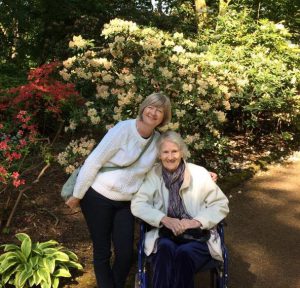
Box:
[131, 131, 229, 288]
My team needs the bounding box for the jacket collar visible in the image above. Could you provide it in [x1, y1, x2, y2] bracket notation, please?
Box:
[154, 160, 191, 192]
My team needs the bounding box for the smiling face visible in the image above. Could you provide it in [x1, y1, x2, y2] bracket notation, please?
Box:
[141, 105, 164, 128]
[159, 140, 183, 172]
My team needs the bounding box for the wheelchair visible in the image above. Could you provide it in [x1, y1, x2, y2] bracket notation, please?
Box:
[135, 221, 228, 288]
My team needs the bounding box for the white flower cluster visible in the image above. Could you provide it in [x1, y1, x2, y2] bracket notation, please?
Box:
[101, 18, 138, 38]
[69, 35, 89, 49]
[57, 137, 96, 174]
[64, 120, 78, 132]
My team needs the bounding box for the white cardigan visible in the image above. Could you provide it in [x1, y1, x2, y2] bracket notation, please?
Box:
[131, 162, 229, 261]
[73, 119, 160, 201]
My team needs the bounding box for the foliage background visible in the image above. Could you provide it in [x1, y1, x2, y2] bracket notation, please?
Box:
[0, 1, 299, 286]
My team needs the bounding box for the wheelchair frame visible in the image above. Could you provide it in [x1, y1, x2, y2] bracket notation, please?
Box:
[135, 221, 228, 288]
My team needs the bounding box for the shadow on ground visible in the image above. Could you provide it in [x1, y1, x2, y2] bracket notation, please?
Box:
[226, 160, 300, 288]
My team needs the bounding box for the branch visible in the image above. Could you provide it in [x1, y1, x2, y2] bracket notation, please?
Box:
[4, 162, 51, 229]
[50, 121, 64, 146]
[32, 163, 50, 184]
[5, 186, 32, 228]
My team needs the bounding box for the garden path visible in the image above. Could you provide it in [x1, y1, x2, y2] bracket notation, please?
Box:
[226, 155, 300, 288]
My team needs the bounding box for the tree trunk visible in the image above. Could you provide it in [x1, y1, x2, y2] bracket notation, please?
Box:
[194, 0, 207, 32]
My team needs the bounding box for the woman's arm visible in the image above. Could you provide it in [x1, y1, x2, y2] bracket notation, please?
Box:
[71, 123, 125, 201]
[131, 172, 166, 228]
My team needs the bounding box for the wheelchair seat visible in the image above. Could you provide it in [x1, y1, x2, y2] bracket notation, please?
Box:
[135, 221, 228, 288]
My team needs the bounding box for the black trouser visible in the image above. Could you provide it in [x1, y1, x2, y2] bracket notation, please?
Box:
[80, 187, 134, 288]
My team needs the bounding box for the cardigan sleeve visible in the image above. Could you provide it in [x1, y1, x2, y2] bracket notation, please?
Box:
[131, 170, 166, 227]
[193, 169, 229, 229]
[72, 122, 125, 199]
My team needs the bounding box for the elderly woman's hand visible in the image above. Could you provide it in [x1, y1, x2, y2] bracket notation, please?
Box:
[180, 219, 202, 230]
[161, 216, 185, 236]
[65, 196, 81, 210]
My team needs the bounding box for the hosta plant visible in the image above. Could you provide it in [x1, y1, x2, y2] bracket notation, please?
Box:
[0, 233, 83, 288]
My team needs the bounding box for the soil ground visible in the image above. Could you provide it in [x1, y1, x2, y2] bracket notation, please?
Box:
[1, 154, 300, 288]
[226, 156, 300, 288]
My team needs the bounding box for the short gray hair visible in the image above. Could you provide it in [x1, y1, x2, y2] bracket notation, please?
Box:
[157, 131, 189, 160]
[138, 92, 171, 127]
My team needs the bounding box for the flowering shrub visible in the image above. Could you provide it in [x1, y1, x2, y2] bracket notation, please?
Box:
[58, 19, 238, 171]
[57, 14, 299, 173]
[1, 62, 80, 135]
[208, 10, 300, 133]
[57, 137, 96, 174]
[0, 111, 38, 189]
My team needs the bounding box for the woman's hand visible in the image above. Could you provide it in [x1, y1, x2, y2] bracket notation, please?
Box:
[161, 216, 185, 236]
[209, 171, 218, 182]
[180, 219, 202, 230]
[65, 196, 81, 210]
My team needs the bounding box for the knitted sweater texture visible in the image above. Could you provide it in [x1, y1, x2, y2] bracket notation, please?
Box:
[73, 119, 160, 201]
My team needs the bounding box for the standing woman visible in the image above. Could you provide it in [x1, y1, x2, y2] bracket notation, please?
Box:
[66, 92, 172, 288]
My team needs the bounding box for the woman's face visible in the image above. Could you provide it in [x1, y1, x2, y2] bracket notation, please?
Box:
[142, 105, 164, 128]
[159, 140, 183, 172]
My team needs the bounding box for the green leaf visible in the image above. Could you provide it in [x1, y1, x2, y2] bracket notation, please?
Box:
[37, 240, 59, 249]
[37, 267, 51, 285]
[15, 263, 26, 272]
[41, 280, 51, 288]
[52, 277, 60, 288]
[21, 236, 32, 260]
[67, 261, 83, 270]
[15, 268, 33, 288]
[64, 250, 79, 261]
[1, 244, 21, 252]
[29, 255, 39, 267]
[43, 257, 55, 274]
[0, 252, 18, 265]
[32, 246, 43, 256]
[32, 270, 42, 286]
[1, 267, 16, 284]
[42, 248, 60, 255]
[9, 250, 27, 263]
[0, 258, 18, 274]
[52, 251, 69, 262]
[15, 233, 31, 243]
[53, 267, 71, 278]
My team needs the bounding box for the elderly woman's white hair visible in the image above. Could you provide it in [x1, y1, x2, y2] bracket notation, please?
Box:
[157, 130, 189, 160]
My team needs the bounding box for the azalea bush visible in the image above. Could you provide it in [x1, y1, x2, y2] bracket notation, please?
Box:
[0, 110, 39, 190]
[57, 11, 299, 173]
[1, 62, 81, 136]
[0, 233, 83, 288]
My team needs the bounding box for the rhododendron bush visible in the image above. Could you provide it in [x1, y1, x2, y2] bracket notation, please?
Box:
[59, 20, 240, 172]
[58, 16, 299, 173]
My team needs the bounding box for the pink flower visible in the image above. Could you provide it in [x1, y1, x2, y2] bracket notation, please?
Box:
[17, 130, 24, 136]
[13, 178, 25, 188]
[11, 152, 22, 160]
[0, 166, 8, 175]
[0, 140, 8, 150]
[12, 171, 20, 179]
[19, 139, 27, 146]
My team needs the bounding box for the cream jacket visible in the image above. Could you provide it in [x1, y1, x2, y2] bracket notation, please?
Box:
[131, 162, 229, 261]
